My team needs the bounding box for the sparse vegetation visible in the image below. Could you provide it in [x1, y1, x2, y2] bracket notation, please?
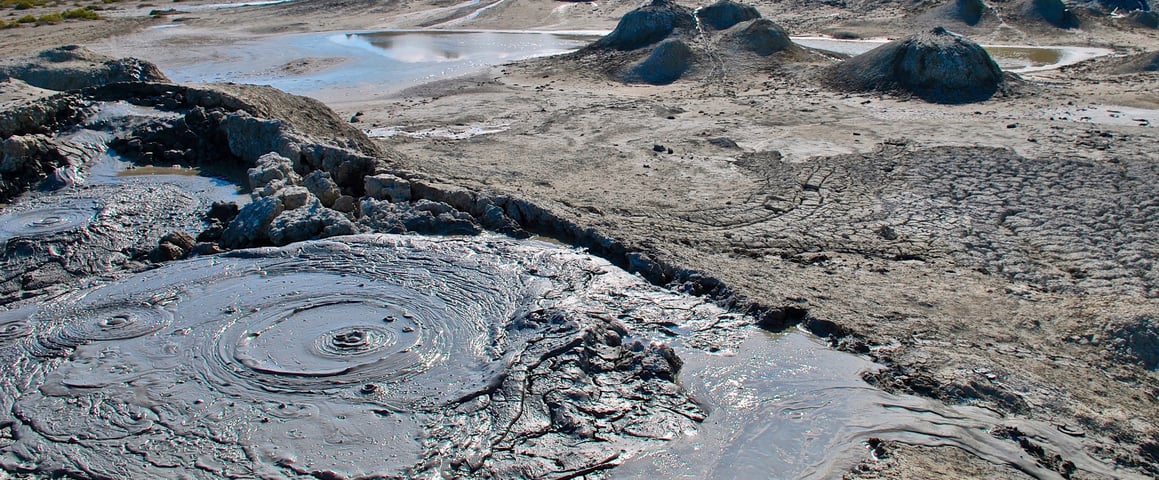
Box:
[36, 11, 62, 23]
[61, 6, 98, 18]
[16, 13, 35, 22]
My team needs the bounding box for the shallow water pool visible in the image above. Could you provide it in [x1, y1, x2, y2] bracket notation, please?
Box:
[160, 30, 591, 102]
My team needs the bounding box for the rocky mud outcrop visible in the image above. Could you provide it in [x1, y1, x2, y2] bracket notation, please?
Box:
[0, 45, 170, 92]
[824, 26, 1006, 103]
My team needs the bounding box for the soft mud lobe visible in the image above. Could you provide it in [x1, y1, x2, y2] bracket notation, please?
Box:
[0, 234, 729, 479]
[617, 331, 1126, 479]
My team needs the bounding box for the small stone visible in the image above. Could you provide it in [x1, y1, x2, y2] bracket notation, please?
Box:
[332, 195, 356, 213]
[159, 231, 196, 251]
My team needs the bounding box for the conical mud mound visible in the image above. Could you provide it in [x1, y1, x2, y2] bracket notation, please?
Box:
[1112, 51, 1159, 73]
[622, 39, 695, 84]
[575, 0, 820, 85]
[589, 0, 696, 51]
[825, 27, 1004, 104]
[945, 0, 989, 25]
[722, 18, 796, 56]
[1018, 0, 1080, 28]
[696, 0, 762, 30]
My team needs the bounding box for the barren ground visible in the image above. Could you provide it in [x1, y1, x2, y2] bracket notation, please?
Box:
[2, 0, 1159, 477]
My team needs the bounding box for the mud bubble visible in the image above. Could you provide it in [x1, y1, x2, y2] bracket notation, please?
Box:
[0, 234, 731, 478]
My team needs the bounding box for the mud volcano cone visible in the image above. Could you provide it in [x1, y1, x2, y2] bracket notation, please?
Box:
[1113, 51, 1159, 73]
[1019, 0, 1080, 28]
[623, 39, 695, 84]
[589, 0, 696, 51]
[723, 18, 796, 56]
[696, 0, 761, 30]
[825, 27, 1004, 104]
[948, 0, 988, 25]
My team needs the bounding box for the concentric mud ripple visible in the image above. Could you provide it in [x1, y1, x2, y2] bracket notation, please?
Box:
[36, 302, 174, 354]
[0, 306, 35, 347]
[0, 198, 101, 242]
[0, 234, 725, 478]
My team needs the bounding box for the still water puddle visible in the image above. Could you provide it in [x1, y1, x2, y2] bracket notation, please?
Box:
[160, 30, 591, 101]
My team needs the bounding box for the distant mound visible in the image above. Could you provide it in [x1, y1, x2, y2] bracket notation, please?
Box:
[719, 18, 796, 56]
[588, 0, 696, 51]
[1112, 51, 1159, 73]
[0, 45, 170, 92]
[576, 0, 823, 85]
[934, 0, 992, 26]
[1017, 0, 1080, 28]
[824, 27, 1004, 104]
[1127, 10, 1159, 27]
[696, 0, 762, 30]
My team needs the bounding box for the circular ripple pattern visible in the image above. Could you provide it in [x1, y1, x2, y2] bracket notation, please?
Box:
[40, 304, 173, 350]
[0, 306, 35, 348]
[219, 291, 449, 395]
[0, 234, 737, 479]
[0, 198, 101, 242]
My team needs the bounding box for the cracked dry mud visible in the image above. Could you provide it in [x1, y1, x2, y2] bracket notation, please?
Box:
[365, 45, 1159, 476]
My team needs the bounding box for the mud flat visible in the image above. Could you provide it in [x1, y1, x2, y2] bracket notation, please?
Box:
[2, 0, 1159, 478]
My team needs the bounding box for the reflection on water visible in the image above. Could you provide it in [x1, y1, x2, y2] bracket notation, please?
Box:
[164, 30, 591, 101]
[986, 46, 1063, 70]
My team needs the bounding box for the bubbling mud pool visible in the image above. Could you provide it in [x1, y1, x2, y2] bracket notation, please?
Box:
[0, 235, 730, 478]
[0, 234, 1129, 478]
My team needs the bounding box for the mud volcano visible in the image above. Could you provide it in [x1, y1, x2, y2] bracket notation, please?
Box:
[1017, 0, 1080, 28]
[0, 234, 736, 478]
[579, 0, 817, 84]
[1113, 50, 1159, 73]
[589, 0, 696, 51]
[825, 27, 1004, 104]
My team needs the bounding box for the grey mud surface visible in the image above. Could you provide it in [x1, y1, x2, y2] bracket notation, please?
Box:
[366, 41, 1159, 477]
[0, 234, 732, 479]
[2, 0, 1159, 477]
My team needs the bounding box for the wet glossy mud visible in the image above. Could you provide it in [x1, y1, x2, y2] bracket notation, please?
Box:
[0, 234, 731, 478]
[618, 330, 1126, 479]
